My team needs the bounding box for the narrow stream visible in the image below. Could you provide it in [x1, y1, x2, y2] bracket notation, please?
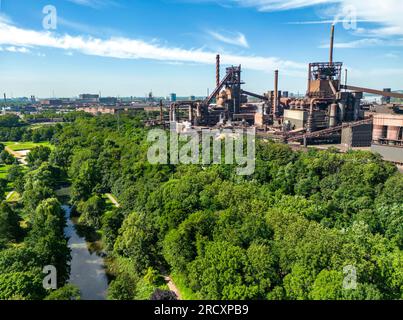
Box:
[63, 205, 109, 300]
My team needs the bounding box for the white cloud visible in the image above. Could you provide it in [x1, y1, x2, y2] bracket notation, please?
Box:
[233, 0, 341, 11]
[207, 30, 249, 48]
[58, 17, 121, 37]
[0, 18, 305, 74]
[320, 37, 403, 48]
[233, 0, 403, 36]
[3, 46, 31, 53]
[287, 19, 373, 25]
[186, 1, 403, 38]
[66, 0, 118, 9]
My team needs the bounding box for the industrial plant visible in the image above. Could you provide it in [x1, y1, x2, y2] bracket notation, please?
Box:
[2, 26, 402, 165]
[163, 26, 403, 165]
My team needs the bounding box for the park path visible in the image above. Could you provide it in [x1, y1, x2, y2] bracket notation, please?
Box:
[94, 193, 183, 299]
[5, 146, 28, 165]
[105, 193, 120, 207]
[6, 191, 16, 201]
[164, 276, 182, 300]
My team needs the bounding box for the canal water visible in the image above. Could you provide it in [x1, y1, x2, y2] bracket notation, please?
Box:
[63, 205, 109, 300]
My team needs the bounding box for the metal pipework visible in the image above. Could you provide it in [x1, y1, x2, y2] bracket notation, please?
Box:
[340, 85, 403, 99]
[307, 98, 319, 133]
[330, 24, 335, 64]
[240, 89, 268, 101]
[329, 80, 338, 95]
[329, 103, 337, 127]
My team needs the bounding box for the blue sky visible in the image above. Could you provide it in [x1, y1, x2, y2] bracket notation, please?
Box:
[0, 0, 402, 98]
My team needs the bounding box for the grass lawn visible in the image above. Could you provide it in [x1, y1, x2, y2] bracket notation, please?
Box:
[30, 123, 59, 130]
[3, 141, 54, 151]
[6, 191, 21, 203]
[0, 164, 13, 179]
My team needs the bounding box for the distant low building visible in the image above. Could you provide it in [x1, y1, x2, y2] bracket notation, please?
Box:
[41, 99, 63, 106]
[99, 97, 118, 105]
[78, 94, 99, 104]
[78, 106, 118, 115]
[170, 93, 177, 102]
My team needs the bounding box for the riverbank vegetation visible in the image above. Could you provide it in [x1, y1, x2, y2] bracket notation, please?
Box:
[53, 113, 402, 300]
[0, 111, 401, 300]
[0, 119, 78, 300]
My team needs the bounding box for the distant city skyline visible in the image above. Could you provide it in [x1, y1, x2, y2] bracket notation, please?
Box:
[0, 0, 402, 98]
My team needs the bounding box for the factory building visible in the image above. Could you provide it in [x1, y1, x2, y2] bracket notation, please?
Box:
[371, 111, 403, 164]
[170, 93, 177, 102]
[78, 106, 122, 115]
[41, 99, 64, 106]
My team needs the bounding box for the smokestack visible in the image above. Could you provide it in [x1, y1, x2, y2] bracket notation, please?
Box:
[159, 100, 163, 122]
[329, 24, 335, 64]
[216, 54, 220, 89]
[273, 70, 279, 117]
[3, 93, 6, 105]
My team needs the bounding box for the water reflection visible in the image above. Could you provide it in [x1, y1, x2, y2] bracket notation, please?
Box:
[63, 205, 109, 300]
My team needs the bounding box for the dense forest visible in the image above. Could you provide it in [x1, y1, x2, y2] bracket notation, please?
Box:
[0, 112, 402, 300]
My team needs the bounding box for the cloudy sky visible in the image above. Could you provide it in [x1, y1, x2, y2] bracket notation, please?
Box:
[0, 0, 402, 98]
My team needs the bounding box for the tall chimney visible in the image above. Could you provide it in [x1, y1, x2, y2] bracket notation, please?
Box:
[216, 54, 220, 89]
[159, 100, 163, 122]
[273, 70, 279, 117]
[329, 24, 335, 64]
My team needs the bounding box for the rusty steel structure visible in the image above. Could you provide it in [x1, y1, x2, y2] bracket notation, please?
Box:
[166, 25, 402, 149]
[216, 55, 220, 91]
[340, 85, 403, 99]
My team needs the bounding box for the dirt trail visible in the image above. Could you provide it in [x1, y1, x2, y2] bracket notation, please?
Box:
[164, 276, 182, 300]
[105, 193, 120, 207]
[5, 146, 28, 165]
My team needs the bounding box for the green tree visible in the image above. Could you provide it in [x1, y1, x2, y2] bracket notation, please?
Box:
[114, 212, 159, 274]
[163, 211, 217, 274]
[23, 179, 55, 213]
[0, 202, 22, 245]
[187, 241, 256, 300]
[0, 272, 45, 300]
[27, 198, 70, 285]
[6, 164, 24, 183]
[0, 114, 21, 127]
[376, 174, 403, 206]
[310, 270, 344, 300]
[0, 150, 15, 165]
[45, 285, 81, 300]
[283, 264, 315, 300]
[107, 275, 137, 300]
[26, 146, 51, 168]
[77, 194, 106, 229]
